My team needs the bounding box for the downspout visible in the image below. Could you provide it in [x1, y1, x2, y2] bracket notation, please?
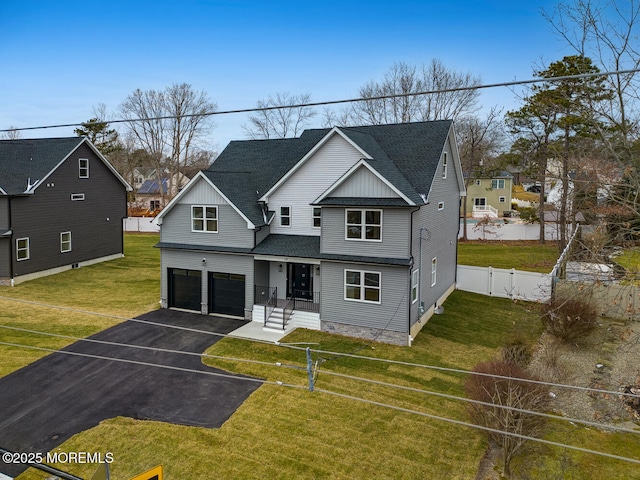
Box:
[408, 206, 420, 343]
[8, 196, 15, 285]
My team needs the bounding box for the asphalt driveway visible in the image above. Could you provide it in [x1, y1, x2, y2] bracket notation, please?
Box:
[0, 310, 262, 477]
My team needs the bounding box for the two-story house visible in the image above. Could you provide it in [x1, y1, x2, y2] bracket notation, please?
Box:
[156, 121, 465, 345]
[464, 171, 514, 218]
[0, 137, 131, 285]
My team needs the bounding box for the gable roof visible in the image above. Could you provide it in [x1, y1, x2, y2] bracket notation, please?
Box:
[0, 137, 131, 195]
[163, 120, 457, 226]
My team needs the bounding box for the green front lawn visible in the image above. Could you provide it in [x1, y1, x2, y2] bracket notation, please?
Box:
[457, 240, 559, 273]
[0, 233, 160, 377]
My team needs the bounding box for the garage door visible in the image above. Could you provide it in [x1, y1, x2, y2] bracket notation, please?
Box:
[168, 268, 202, 312]
[209, 272, 245, 317]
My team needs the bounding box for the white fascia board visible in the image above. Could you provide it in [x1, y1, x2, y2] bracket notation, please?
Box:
[156, 171, 256, 229]
[258, 127, 373, 203]
[313, 159, 415, 205]
[449, 124, 466, 197]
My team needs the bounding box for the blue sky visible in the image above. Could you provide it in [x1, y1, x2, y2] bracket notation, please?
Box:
[0, 0, 573, 150]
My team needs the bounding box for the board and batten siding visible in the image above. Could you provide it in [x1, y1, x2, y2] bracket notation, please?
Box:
[0, 238, 10, 279]
[320, 207, 411, 259]
[330, 165, 401, 198]
[320, 261, 409, 333]
[409, 134, 461, 327]
[268, 134, 363, 237]
[161, 203, 254, 249]
[0, 198, 8, 229]
[160, 249, 254, 316]
[10, 143, 127, 277]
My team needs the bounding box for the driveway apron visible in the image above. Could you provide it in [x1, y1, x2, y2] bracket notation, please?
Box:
[0, 310, 262, 477]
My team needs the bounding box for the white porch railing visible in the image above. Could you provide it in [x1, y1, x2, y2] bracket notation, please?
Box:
[472, 205, 499, 218]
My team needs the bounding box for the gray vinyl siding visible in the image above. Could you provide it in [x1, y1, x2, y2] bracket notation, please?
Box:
[320, 261, 409, 333]
[10, 143, 127, 277]
[160, 249, 254, 316]
[330, 165, 400, 198]
[268, 134, 363, 237]
[160, 203, 254, 249]
[0, 238, 9, 278]
[255, 224, 270, 246]
[320, 207, 411, 259]
[0, 198, 8, 229]
[409, 137, 461, 326]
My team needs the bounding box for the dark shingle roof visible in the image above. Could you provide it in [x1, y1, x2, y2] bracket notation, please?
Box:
[205, 121, 453, 225]
[0, 137, 84, 194]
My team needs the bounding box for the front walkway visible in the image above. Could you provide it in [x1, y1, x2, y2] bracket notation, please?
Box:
[229, 321, 290, 342]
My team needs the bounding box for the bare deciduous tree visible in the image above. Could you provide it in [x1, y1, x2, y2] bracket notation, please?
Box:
[120, 84, 216, 206]
[0, 126, 21, 140]
[243, 92, 316, 139]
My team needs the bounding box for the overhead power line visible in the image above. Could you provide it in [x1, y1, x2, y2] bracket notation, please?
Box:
[1, 295, 638, 402]
[2, 68, 639, 133]
[2, 338, 640, 467]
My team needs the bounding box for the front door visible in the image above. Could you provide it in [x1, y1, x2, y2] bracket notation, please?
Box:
[287, 263, 312, 299]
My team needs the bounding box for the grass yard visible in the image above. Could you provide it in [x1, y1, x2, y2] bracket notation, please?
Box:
[457, 240, 559, 273]
[0, 233, 160, 377]
[6, 236, 640, 479]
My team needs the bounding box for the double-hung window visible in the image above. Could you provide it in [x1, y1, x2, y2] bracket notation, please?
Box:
[345, 209, 382, 241]
[344, 269, 381, 303]
[192, 206, 218, 232]
[431, 257, 437, 287]
[411, 269, 419, 303]
[312, 207, 321, 228]
[16, 238, 29, 261]
[280, 206, 291, 227]
[60, 232, 72, 253]
[79, 158, 89, 178]
[491, 179, 505, 189]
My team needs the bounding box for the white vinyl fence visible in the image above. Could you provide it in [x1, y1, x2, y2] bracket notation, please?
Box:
[123, 217, 160, 233]
[459, 221, 561, 241]
[457, 265, 553, 302]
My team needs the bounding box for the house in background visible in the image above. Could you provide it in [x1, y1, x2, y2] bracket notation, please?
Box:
[463, 171, 514, 218]
[130, 168, 190, 214]
[0, 137, 131, 285]
[156, 121, 465, 346]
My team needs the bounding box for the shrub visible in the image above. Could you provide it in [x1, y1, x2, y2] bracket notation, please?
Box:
[465, 360, 550, 477]
[541, 297, 598, 343]
[501, 338, 532, 368]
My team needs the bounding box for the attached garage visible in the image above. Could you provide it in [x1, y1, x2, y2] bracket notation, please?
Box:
[209, 272, 245, 317]
[168, 268, 202, 312]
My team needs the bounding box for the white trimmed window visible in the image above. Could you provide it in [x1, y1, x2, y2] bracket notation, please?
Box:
[345, 209, 382, 241]
[438, 201, 445, 211]
[312, 207, 322, 228]
[475, 179, 481, 186]
[79, 158, 89, 178]
[16, 237, 29, 261]
[70, 193, 85, 201]
[60, 232, 72, 253]
[280, 206, 291, 227]
[491, 179, 505, 189]
[431, 257, 437, 287]
[499, 196, 506, 203]
[411, 269, 419, 303]
[442, 152, 448, 179]
[344, 269, 381, 304]
[192, 206, 218, 232]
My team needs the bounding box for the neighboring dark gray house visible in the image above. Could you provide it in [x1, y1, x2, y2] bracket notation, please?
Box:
[156, 121, 466, 345]
[0, 137, 131, 285]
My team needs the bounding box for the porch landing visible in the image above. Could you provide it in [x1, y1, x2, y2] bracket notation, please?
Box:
[229, 321, 289, 343]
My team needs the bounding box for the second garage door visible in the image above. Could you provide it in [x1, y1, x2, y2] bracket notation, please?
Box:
[209, 272, 245, 317]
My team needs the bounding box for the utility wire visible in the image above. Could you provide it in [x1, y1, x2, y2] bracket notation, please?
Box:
[315, 368, 640, 436]
[2, 68, 639, 133]
[313, 388, 640, 466]
[2, 338, 640, 467]
[3, 324, 639, 436]
[1, 295, 638, 401]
